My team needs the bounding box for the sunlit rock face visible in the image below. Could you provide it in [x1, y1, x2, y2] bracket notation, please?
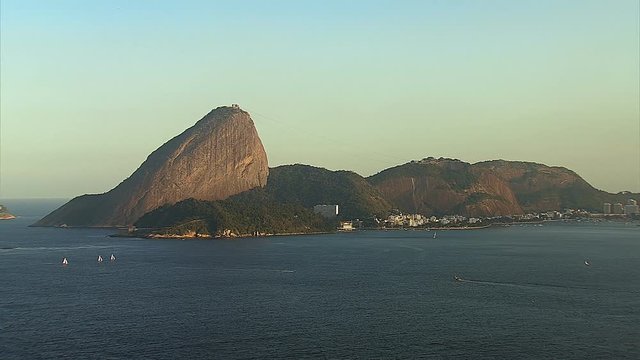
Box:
[35, 106, 269, 227]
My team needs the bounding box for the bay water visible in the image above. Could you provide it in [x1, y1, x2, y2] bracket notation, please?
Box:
[1, 200, 639, 359]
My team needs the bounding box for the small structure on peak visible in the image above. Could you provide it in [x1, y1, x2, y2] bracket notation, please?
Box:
[231, 104, 240, 109]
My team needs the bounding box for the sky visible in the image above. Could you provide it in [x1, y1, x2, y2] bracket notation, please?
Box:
[1, 0, 639, 198]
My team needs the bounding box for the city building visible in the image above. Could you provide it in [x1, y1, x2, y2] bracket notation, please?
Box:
[612, 203, 624, 214]
[339, 221, 354, 231]
[313, 204, 339, 218]
[407, 214, 426, 227]
[624, 199, 639, 216]
[384, 213, 427, 227]
[603, 203, 611, 214]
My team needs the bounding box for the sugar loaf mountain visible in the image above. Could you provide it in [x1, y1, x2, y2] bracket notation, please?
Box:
[35, 106, 269, 227]
[35, 105, 637, 236]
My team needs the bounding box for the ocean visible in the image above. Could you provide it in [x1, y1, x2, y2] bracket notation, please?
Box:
[1, 200, 639, 359]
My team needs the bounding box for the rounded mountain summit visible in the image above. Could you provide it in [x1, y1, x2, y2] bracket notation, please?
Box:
[35, 105, 269, 227]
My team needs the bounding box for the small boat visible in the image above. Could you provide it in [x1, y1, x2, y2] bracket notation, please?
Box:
[110, 254, 116, 261]
[584, 260, 591, 266]
[454, 275, 463, 282]
[97, 255, 103, 263]
[62, 257, 68, 266]
[433, 231, 437, 239]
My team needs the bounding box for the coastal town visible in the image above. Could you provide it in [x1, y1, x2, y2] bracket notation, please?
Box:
[315, 199, 640, 231]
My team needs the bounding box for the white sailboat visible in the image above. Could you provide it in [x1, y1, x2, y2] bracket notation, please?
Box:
[110, 254, 116, 261]
[62, 257, 68, 266]
[97, 255, 103, 263]
[433, 231, 437, 239]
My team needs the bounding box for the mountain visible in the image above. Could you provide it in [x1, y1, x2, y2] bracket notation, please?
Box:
[368, 157, 631, 216]
[33, 101, 635, 229]
[34, 106, 269, 227]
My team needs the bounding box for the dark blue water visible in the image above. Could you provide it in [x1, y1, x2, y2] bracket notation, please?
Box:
[1, 202, 639, 359]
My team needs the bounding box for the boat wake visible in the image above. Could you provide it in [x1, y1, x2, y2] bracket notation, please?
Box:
[456, 278, 588, 291]
[397, 244, 425, 252]
[222, 268, 296, 273]
[0, 245, 114, 253]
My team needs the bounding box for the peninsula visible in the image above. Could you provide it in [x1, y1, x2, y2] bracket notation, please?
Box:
[34, 105, 639, 238]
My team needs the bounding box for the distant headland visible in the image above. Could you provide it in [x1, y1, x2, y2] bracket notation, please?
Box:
[32, 105, 639, 238]
[0, 205, 16, 220]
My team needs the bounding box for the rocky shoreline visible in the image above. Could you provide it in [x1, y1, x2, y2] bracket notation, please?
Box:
[125, 221, 549, 239]
[110, 230, 333, 240]
[0, 204, 16, 220]
[0, 213, 16, 220]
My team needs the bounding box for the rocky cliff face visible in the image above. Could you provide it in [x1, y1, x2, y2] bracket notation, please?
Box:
[368, 157, 611, 216]
[472, 160, 604, 212]
[463, 170, 523, 216]
[35, 106, 269, 227]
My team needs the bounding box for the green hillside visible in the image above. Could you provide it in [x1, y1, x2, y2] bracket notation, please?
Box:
[266, 164, 392, 219]
[135, 190, 334, 237]
[135, 164, 392, 236]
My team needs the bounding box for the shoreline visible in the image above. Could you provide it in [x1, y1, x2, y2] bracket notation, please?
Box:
[81, 218, 640, 240]
[110, 230, 334, 240]
[112, 223, 503, 240]
[374, 224, 493, 231]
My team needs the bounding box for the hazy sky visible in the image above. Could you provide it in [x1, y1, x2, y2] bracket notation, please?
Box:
[1, 0, 639, 198]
